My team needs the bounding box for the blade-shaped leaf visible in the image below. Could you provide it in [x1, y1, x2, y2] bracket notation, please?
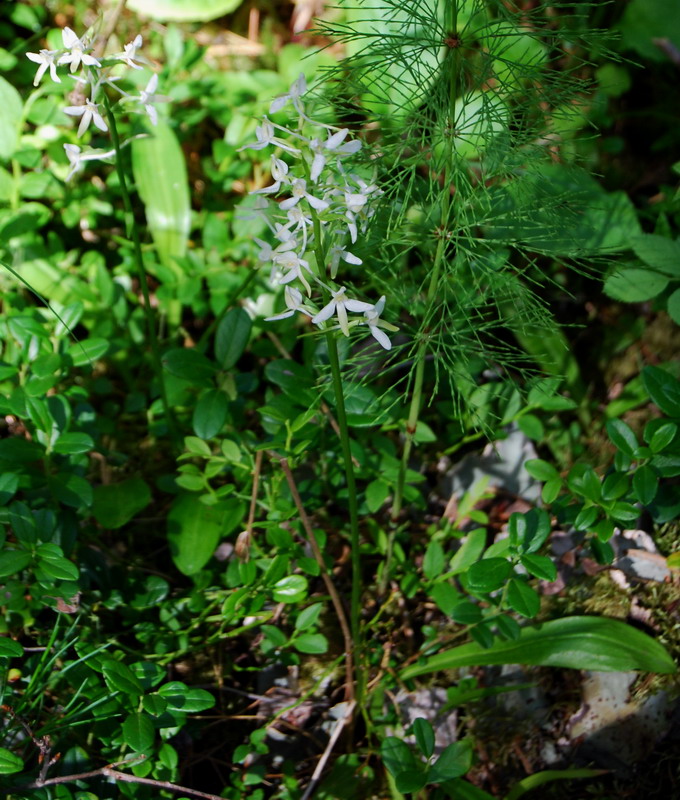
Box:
[401, 616, 677, 679]
[132, 121, 190, 270]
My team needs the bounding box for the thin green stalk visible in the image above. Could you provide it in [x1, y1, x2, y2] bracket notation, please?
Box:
[308, 203, 365, 704]
[103, 98, 176, 443]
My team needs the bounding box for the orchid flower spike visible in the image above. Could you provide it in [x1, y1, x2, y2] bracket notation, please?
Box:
[265, 286, 313, 321]
[119, 35, 145, 69]
[63, 99, 108, 137]
[270, 73, 308, 115]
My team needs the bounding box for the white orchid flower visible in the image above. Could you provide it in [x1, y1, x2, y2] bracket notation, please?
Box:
[361, 296, 397, 350]
[126, 73, 164, 125]
[252, 155, 290, 195]
[63, 143, 115, 180]
[265, 286, 313, 321]
[239, 117, 301, 154]
[270, 73, 307, 115]
[63, 99, 108, 137]
[57, 27, 101, 72]
[119, 35, 145, 69]
[275, 249, 313, 295]
[280, 178, 328, 211]
[312, 287, 373, 337]
[309, 129, 362, 182]
[328, 243, 362, 279]
[25, 49, 61, 86]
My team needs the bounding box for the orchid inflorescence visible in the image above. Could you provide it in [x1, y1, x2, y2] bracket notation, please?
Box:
[242, 75, 397, 350]
[26, 27, 164, 179]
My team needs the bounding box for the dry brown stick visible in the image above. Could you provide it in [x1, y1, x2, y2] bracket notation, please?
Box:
[22, 761, 225, 800]
[300, 700, 356, 800]
[269, 452, 355, 704]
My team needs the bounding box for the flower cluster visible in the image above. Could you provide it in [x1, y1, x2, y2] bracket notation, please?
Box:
[26, 27, 163, 179]
[242, 75, 397, 350]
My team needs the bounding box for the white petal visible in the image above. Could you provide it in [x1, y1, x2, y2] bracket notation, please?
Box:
[311, 301, 336, 325]
[336, 303, 350, 336]
[62, 27, 79, 48]
[326, 129, 348, 150]
[342, 250, 363, 265]
[345, 299, 373, 313]
[269, 95, 288, 113]
[265, 309, 295, 321]
[305, 193, 329, 211]
[63, 105, 86, 117]
[370, 326, 392, 350]
[279, 196, 300, 211]
[310, 153, 326, 183]
[146, 73, 159, 93]
[81, 53, 102, 67]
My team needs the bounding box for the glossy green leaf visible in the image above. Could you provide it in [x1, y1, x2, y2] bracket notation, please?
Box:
[162, 348, 217, 385]
[295, 602, 323, 631]
[365, 479, 389, 513]
[467, 557, 512, 593]
[633, 464, 658, 505]
[193, 389, 229, 439]
[167, 494, 243, 575]
[0, 747, 23, 774]
[157, 681, 215, 712]
[520, 554, 557, 582]
[413, 717, 435, 759]
[215, 307, 252, 370]
[668, 287, 680, 325]
[122, 712, 155, 752]
[525, 459, 559, 482]
[52, 432, 95, 455]
[67, 338, 109, 367]
[401, 616, 677, 679]
[642, 366, 680, 417]
[294, 633, 329, 654]
[604, 268, 668, 302]
[102, 660, 145, 697]
[506, 578, 540, 618]
[36, 554, 79, 582]
[0, 549, 31, 578]
[423, 540, 445, 580]
[381, 736, 418, 778]
[128, 0, 243, 22]
[646, 421, 677, 452]
[396, 769, 427, 793]
[606, 419, 638, 456]
[427, 739, 473, 783]
[92, 478, 152, 529]
[272, 574, 308, 603]
[449, 528, 486, 574]
[631, 234, 680, 277]
[0, 637, 23, 657]
[132, 121, 190, 268]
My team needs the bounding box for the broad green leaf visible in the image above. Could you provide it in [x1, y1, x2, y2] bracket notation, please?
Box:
[0, 637, 23, 657]
[0, 747, 23, 774]
[167, 494, 243, 575]
[122, 712, 155, 752]
[401, 616, 677, 678]
[162, 348, 217, 385]
[67, 338, 109, 367]
[92, 478, 152, 529]
[215, 307, 252, 370]
[631, 234, 680, 277]
[272, 574, 308, 603]
[525, 459, 559, 482]
[449, 528, 486, 574]
[633, 464, 658, 505]
[48, 473, 93, 508]
[453, 91, 509, 159]
[52, 432, 95, 455]
[264, 359, 316, 406]
[295, 602, 323, 631]
[412, 718, 435, 759]
[604, 268, 668, 302]
[157, 681, 215, 712]
[396, 769, 427, 794]
[128, 0, 243, 22]
[466, 557, 512, 593]
[365, 479, 389, 513]
[36, 554, 79, 582]
[667, 288, 680, 325]
[449, 601, 483, 624]
[423, 540, 445, 580]
[0, 76, 22, 160]
[0, 549, 31, 578]
[642, 366, 680, 418]
[102, 660, 145, 697]
[381, 736, 418, 778]
[647, 422, 677, 453]
[427, 740, 473, 783]
[193, 389, 229, 439]
[520, 554, 557, 582]
[619, 0, 680, 61]
[132, 121, 190, 268]
[506, 578, 540, 618]
[294, 633, 329, 654]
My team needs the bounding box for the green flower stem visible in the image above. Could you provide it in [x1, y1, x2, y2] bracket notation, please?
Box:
[103, 98, 176, 443]
[308, 204, 365, 705]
